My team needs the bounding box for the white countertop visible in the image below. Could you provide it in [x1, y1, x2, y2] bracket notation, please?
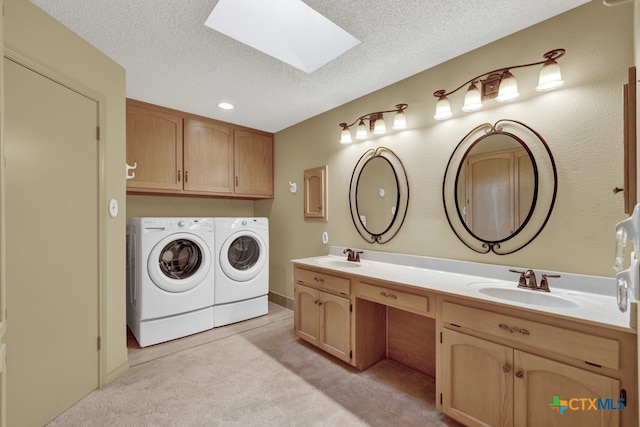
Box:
[292, 247, 636, 333]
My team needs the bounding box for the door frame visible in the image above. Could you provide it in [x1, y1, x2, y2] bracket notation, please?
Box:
[3, 46, 107, 386]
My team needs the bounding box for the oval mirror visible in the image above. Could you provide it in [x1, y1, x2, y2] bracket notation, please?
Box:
[443, 119, 557, 254]
[349, 147, 409, 243]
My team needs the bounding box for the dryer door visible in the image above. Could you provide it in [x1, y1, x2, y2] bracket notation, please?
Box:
[219, 231, 267, 282]
[148, 232, 212, 292]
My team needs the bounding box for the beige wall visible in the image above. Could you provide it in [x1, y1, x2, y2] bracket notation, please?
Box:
[262, 1, 634, 300]
[4, 0, 127, 382]
[126, 195, 254, 220]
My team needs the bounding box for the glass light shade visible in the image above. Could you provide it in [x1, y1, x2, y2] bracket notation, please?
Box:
[536, 60, 564, 91]
[496, 71, 519, 102]
[433, 96, 452, 120]
[340, 128, 352, 144]
[392, 110, 407, 130]
[373, 116, 386, 134]
[461, 83, 483, 112]
[355, 119, 368, 139]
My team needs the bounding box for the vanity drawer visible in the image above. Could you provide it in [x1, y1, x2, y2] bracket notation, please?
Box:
[294, 266, 350, 296]
[357, 281, 433, 317]
[441, 302, 619, 370]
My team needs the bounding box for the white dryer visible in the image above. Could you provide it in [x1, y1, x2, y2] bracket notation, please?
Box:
[213, 217, 269, 327]
[127, 217, 215, 347]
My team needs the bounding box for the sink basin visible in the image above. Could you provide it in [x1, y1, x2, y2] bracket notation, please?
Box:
[468, 282, 579, 308]
[314, 258, 362, 268]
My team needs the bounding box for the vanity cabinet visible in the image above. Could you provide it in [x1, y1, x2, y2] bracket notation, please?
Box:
[294, 267, 351, 363]
[126, 99, 273, 199]
[439, 302, 626, 427]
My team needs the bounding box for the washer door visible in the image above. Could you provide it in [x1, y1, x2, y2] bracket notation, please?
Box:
[148, 232, 212, 292]
[219, 231, 267, 282]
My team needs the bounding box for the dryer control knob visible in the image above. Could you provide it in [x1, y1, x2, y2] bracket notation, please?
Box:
[178, 220, 185, 228]
[242, 220, 247, 226]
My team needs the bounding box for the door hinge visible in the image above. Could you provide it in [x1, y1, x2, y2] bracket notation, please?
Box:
[440, 332, 442, 344]
[97, 336, 102, 350]
[350, 350, 353, 359]
[440, 393, 443, 405]
[620, 389, 627, 408]
[96, 126, 100, 141]
[350, 303, 352, 313]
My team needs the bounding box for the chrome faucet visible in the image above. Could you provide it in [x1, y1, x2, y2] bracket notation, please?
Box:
[343, 248, 363, 262]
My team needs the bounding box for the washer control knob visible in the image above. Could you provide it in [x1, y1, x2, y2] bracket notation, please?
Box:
[178, 220, 185, 228]
[242, 220, 247, 226]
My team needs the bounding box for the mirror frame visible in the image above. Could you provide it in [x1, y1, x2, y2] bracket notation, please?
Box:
[442, 119, 558, 255]
[349, 147, 409, 243]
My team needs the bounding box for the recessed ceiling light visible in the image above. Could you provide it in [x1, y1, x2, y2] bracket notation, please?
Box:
[217, 102, 235, 110]
[205, 0, 360, 74]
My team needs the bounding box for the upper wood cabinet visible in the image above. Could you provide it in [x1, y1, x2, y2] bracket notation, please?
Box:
[126, 99, 273, 199]
[234, 129, 274, 197]
[126, 102, 183, 192]
[183, 119, 234, 194]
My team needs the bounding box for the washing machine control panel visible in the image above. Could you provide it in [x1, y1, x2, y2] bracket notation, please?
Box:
[139, 217, 215, 233]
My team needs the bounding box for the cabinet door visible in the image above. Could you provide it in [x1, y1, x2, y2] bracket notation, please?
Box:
[183, 119, 233, 194]
[514, 351, 621, 427]
[441, 329, 514, 427]
[126, 102, 182, 192]
[304, 166, 327, 220]
[319, 293, 351, 363]
[234, 130, 273, 197]
[294, 284, 320, 347]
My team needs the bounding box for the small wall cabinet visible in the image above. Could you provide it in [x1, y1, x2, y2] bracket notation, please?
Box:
[304, 165, 328, 220]
[126, 99, 274, 199]
[294, 267, 351, 363]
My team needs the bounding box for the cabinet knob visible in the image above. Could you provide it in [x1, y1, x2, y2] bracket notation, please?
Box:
[502, 365, 511, 373]
[515, 371, 524, 379]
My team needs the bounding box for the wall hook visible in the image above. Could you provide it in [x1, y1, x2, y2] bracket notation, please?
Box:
[126, 162, 137, 180]
[289, 181, 297, 193]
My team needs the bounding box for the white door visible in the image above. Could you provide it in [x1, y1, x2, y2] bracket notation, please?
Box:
[4, 57, 100, 426]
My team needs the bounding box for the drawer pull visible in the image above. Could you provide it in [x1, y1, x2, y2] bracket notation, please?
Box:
[499, 323, 530, 336]
[313, 277, 325, 283]
[313, 300, 323, 306]
[502, 365, 511, 373]
[515, 371, 524, 379]
[380, 291, 398, 299]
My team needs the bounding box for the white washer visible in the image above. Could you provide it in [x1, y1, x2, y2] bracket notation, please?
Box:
[213, 217, 269, 327]
[127, 217, 215, 347]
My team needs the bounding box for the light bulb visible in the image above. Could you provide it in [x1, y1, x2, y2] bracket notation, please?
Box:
[373, 116, 386, 134]
[392, 110, 407, 130]
[536, 59, 564, 91]
[340, 127, 352, 144]
[355, 119, 368, 139]
[434, 95, 452, 120]
[496, 71, 519, 102]
[462, 83, 483, 112]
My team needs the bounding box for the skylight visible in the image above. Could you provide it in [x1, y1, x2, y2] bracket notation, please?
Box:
[205, 0, 361, 73]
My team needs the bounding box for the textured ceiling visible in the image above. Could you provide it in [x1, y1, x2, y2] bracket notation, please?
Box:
[30, 0, 589, 133]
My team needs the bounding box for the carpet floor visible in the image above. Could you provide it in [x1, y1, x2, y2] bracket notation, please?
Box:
[47, 304, 463, 426]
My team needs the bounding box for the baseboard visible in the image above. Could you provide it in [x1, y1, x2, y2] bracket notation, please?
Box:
[269, 292, 294, 310]
[105, 360, 129, 384]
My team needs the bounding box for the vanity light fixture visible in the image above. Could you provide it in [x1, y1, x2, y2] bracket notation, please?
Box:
[433, 49, 566, 120]
[339, 103, 408, 144]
